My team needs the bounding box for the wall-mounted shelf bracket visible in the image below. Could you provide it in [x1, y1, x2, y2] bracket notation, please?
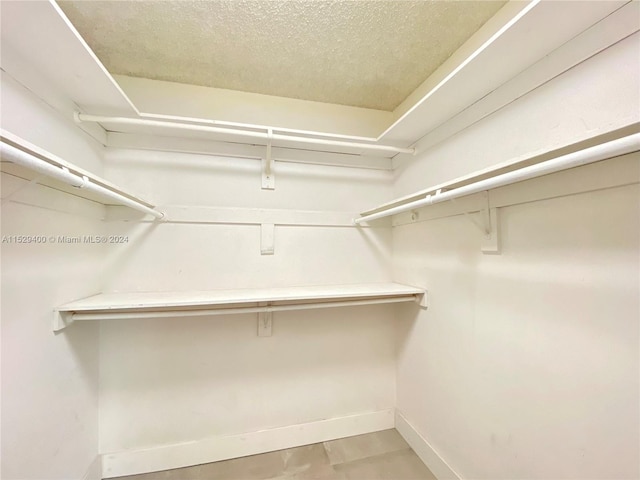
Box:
[481, 206, 500, 254]
[257, 308, 273, 337]
[262, 128, 275, 190]
[415, 290, 428, 308]
[456, 191, 501, 254]
[53, 310, 74, 332]
[479, 192, 500, 255]
[455, 190, 489, 235]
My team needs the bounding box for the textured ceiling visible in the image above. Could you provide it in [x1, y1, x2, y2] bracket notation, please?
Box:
[58, 1, 506, 112]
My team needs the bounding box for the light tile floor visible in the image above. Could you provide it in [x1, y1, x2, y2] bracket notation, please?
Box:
[114, 429, 436, 480]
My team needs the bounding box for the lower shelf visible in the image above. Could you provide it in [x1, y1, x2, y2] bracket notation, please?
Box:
[54, 283, 427, 331]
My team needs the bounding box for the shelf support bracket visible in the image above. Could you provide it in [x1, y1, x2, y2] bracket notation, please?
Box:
[480, 191, 500, 255]
[262, 128, 275, 190]
[481, 207, 500, 254]
[257, 305, 273, 337]
[53, 310, 74, 332]
[456, 193, 488, 236]
[415, 291, 428, 308]
[451, 191, 500, 254]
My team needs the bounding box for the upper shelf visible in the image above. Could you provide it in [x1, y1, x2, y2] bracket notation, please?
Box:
[379, 0, 630, 145]
[0, 0, 137, 117]
[0, 129, 161, 217]
[54, 283, 427, 331]
[1, 0, 630, 155]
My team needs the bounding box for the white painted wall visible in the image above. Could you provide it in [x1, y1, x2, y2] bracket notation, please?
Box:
[103, 147, 391, 211]
[98, 148, 397, 458]
[1, 73, 104, 479]
[99, 305, 397, 452]
[115, 75, 392, 139]
[392, 34, 640, 479]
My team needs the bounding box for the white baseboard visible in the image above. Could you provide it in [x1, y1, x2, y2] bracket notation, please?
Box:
[395, 410, 461, 480]
[102, 409, 394, 478]
[82, 456, 103, 480]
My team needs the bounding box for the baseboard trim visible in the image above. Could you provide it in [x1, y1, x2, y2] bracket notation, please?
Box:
[82, 455, 103, 480]
[395, 410, 461, 480]
[102, 409, 394, 478]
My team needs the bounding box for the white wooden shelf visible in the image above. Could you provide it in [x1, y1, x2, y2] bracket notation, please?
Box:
[54, 283, 427, 331]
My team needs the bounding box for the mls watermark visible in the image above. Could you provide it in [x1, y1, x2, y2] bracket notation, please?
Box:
[1, 235, 129, 244]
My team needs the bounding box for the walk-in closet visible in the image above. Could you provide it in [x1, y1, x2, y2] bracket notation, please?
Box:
[1, 1, 638, 479]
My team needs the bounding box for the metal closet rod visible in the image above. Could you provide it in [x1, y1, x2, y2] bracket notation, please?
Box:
[354, 132, 640, 224]
[74, 112, 416, 155]
[0, 141, 164, 219]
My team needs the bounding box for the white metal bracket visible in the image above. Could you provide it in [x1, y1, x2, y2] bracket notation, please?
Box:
[260, 223, 275, 255]
[481, 206, 500, 254]
[454, 191, 501, 254]
[262, 128, 275, 190]
[53, 310, 73, 332]
[479, 191, 500, 254]
[257, 309, 273, 337]
[415, 290, 429, 308]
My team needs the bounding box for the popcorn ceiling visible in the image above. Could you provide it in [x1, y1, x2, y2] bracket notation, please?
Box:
[58, 1, 506, 112]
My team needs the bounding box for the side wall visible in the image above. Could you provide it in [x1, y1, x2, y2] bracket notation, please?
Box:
[98, 146, 398, 475]
[392, 33, 640, 479]
[1, 72, 104, 479]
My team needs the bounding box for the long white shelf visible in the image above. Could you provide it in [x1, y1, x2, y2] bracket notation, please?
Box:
[54, 283, 427, 331]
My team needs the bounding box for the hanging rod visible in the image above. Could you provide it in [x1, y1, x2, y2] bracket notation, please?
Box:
[74, 113, 416, 156]
[354, 132, 640, 224]
[0, 141, 164, 219]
